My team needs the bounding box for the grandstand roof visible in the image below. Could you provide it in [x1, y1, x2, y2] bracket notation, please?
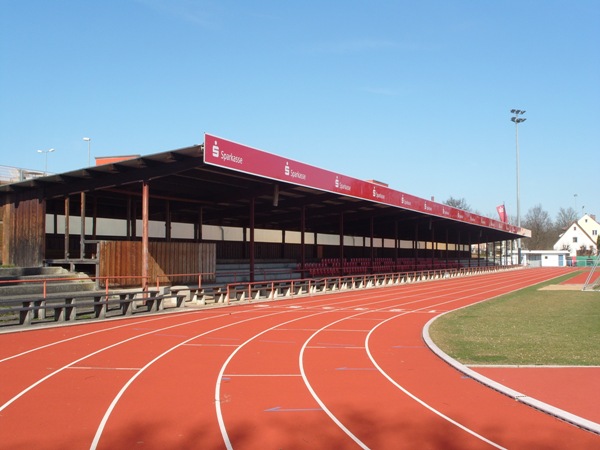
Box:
[0, 135, 529, 244]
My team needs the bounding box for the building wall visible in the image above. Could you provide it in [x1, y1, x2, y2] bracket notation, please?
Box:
[553, 214, 599, 257]
[512, 251, 568, 267]
[579, 214, 600, 246]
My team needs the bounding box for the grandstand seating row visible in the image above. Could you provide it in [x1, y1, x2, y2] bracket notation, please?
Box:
[299, 258, 461, 277]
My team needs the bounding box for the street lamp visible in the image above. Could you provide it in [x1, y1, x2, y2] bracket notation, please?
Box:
[37, 148, 55, 175]
[510, 109, 526, 264]
[83, 137, 91, 166]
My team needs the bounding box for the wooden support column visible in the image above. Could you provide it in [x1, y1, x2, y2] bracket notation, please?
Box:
[300, 205, 306, 276]
[430, 221, 435, 267]
[394, 220, 399, 268]
[92, 194, 97, 240]
[165, 200, 171, 242]
[249, 196, 255, 282]
[445, 229, 449, 266]
[369, 216, 375, 273]
[468, 233, 473, 265]
[142, 181, 150, 291]
[64, 196, 70, 259]
[339, 212, 344, 273]
[126, 195, 132, 239]
[195, 208, 203, 242]
[80, 192, 86, 259]
[414, 223, 419, 263]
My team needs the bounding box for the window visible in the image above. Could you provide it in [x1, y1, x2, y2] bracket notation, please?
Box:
[593, 230, 598, 236]
[573, 237, 578, 243]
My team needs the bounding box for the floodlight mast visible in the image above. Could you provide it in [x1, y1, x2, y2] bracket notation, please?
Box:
[83, 137, 91, 166]
[37, 148, 55, 175]
[510, 109, 526, 264]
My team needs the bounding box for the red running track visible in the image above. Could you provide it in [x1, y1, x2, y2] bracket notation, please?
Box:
[0, 267, 598, 449]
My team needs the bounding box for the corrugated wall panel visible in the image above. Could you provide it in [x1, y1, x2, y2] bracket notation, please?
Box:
[2, 196, 45, 267]
[99, 241, 216, 287]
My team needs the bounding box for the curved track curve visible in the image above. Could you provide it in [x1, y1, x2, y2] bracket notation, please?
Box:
[0, 268, 597, 449]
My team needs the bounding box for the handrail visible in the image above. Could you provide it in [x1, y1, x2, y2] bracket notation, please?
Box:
[224, 265, 523, 304]
[1, 264, 521, 301]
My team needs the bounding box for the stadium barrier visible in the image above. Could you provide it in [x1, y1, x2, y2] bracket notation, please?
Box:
[224, 264, 522, 305]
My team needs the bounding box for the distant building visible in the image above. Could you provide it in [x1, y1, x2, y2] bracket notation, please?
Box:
[0, 165, 44, 184]
[511, 250, 570, 267]
[553, 213, 599, 257]
[95, 155, 140, 165]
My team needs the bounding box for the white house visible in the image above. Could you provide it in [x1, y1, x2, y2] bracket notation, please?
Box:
[553, 214, 599, 257]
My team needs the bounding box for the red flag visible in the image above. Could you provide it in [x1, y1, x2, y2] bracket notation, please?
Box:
[496, 204, 508, 223]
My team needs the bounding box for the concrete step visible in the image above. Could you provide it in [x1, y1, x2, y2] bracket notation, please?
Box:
[0, 280, 96, 298]
[0, 267, 96, 298]
[0, 266, 68, 278]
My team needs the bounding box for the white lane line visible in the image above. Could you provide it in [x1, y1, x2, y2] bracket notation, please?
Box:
[222, 374, 301, 377]
[215, 310, 330, 450]
[3, 283, 453, 418]
[183, 343, 239, 347]
[298, 275, 546, 450]
[91, 309, 292, 450]
[7, 269, 552, 448]
[0, 312, 202, 364]
[67, 366, 141, 371]
[365, 313, 507, 449]
[299, 314, 371, 450]
[0, 311, 239, 414]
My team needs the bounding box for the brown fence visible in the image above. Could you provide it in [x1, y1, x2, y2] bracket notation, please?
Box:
[99, 241, 216, 287]
[2, 196, 45, 267]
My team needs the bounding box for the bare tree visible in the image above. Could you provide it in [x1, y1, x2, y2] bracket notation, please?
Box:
[522, 204, 554, 250]
[555, 207, 578, 230]
[444, 197, 471, 212]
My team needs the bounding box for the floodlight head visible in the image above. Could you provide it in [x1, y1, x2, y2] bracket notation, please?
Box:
[83, 137, 91, 142]
[49, 148, 55, 153]
[511, 117, 516, 122]
[511, 109, 517, 113]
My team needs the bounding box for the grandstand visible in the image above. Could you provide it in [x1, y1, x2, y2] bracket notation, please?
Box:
[0, 134, 529, 293]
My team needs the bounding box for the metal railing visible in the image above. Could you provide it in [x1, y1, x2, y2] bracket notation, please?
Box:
[224, 265, 522, 304]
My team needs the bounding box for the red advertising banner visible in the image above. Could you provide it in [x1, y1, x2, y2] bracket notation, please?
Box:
[204, 134, 526, 236]
[496, 204, 508, 223]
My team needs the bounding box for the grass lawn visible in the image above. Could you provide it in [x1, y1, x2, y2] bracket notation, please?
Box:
[429, 272, 600, 366]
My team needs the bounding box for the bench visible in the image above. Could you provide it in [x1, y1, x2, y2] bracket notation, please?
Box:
[0, 289, 186, 326]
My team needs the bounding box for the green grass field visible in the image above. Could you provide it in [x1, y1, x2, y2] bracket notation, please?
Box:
[429, 273, 600, 366]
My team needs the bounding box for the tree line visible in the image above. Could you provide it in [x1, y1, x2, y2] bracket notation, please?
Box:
[444, 197, 582, 251]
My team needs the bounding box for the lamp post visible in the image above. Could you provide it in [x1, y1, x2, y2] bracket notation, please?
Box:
[37, 148, 55, 175]
[83, 137, 91, 166]
[510, 109, 526, 264]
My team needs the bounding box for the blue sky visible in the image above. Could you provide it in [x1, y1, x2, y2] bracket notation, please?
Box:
[1, 1, 598, 221]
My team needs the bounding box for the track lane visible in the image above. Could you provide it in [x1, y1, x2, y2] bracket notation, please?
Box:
[218, 270, 546, 448]
[91, 282, 476, 449]
[1, 268, 597, 449]
[302, 297, 507, 449]
[363, 267, 600, 448]
[0, 308, 297, 449]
